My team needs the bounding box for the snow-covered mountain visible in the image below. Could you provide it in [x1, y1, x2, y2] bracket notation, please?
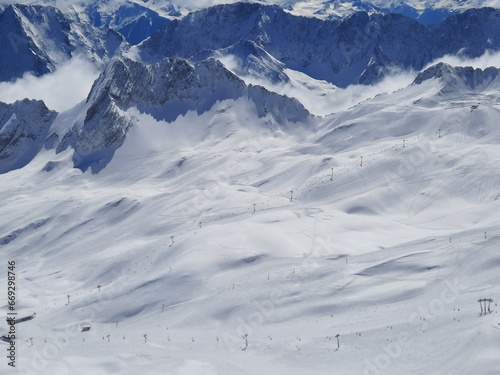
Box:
[0, 3, 126, 82]
[274, 0, 500, 23]
[0, 0, 499, 25]
[207, 39, 291, 85]
[414, 62, 500, 93]
[1, 58, 500, 374]
[0, 99, 56, 174]
[49, 55, 309, 173]
[138, 4, 500, 87]
[3, 0, 493, 23]
[84, 1, 171, 45]
[0, 0, 172, 48]
[3, 2, 500, 87]
[1, 1, 500, 375]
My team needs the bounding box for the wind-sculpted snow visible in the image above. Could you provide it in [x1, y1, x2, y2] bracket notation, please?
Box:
[0, 99, 57, 174]
[55, 56, 310, 173]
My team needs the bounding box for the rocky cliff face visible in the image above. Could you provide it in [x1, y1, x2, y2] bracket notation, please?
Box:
[0, 4, 126, 82]
[206, 39, 290, 85]
[0, 99, 57, 174]
[86, 1, 170, 45]
[432, 8, 500, 57]
[139, 4, 500, 87]
[414, 62, 500, 93]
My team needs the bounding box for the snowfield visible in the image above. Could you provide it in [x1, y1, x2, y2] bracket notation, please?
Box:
[1, 59, 500, 374]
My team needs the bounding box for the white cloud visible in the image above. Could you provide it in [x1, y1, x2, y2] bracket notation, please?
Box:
[0, 57, 99, 112]
[317, 69, 416, 114]
[483, 0, 500, 7]
[232, 63, 415, 116]
[425, 50, 500, 70]
[327, 50, 500, 115]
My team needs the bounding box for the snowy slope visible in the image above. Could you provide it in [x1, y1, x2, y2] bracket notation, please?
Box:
[1, 62, 500, 374]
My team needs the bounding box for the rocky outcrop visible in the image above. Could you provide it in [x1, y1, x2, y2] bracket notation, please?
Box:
[0, 99, 57, 174]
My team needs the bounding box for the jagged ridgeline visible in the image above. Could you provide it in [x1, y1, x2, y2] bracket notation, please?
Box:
[0, 100, 57, 174]
[1, 2, 500, 174]
[52, 56, 310, 173]
[138, 3, 500, 87]
[1, 3, 500, 85]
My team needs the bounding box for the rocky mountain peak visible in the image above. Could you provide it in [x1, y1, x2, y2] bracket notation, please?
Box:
[0, 99, 57, 174]
[414, 62, 500, 92]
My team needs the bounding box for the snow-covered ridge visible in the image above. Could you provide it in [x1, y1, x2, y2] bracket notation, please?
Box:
[54, 55, 310, 173]
[207, 39, 290, 85]
[414, 62, 500, 92]
[281, 0, 500, 22]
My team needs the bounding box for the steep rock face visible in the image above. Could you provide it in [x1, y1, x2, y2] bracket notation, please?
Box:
[0, 4, 71, 81]
[139, 3, 500, 87]
[56, 56, 309, 172]
[0, 99, 57, 174]
[0, 4, 126, 82]
[86, 2, 170, 45]
[138, 4, 433, 86]
[413, 62, 500, 93]
[358, 12, 434, 83]
[432, 8, 500, 58]
[195, 39, 290, 84]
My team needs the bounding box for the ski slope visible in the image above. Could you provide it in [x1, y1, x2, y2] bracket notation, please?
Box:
[1, 68, 500, 374]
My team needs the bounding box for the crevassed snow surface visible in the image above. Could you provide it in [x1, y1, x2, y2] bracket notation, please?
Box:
[1, 70, 500, 375]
